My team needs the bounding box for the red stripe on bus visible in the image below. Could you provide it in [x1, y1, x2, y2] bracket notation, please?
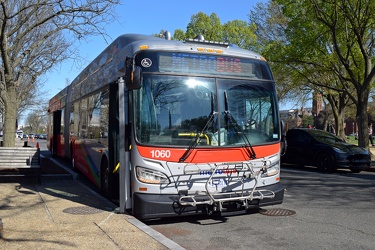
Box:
[137, 143, 280, 163]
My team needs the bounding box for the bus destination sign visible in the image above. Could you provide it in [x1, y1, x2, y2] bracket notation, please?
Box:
[158, 52, 257, 77]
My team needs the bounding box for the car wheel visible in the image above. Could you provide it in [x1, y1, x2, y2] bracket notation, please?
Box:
[315, 152, 336, 173]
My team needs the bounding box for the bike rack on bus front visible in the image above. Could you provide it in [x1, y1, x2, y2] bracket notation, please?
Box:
[178, 161, 275, 212]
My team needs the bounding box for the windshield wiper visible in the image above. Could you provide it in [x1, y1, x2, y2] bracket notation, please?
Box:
[179, 92, 217, 163]
[224, 91, 256, 160]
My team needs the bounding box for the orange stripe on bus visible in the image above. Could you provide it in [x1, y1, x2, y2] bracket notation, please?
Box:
[137, 143, 280, 163]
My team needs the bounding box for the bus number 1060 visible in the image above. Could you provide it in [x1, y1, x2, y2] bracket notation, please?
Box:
[151, 150, 171, 158]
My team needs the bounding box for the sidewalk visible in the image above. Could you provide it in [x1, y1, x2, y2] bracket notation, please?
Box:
[0, 159, 185, 249]
[369, 147, 375, 171]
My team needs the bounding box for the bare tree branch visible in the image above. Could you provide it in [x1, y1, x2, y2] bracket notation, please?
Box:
[0, 0, 119, 146]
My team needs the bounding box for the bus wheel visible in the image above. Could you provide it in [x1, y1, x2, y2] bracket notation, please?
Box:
[100, 158, 112, 199]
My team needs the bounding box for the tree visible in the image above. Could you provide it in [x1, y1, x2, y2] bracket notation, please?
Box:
[248, 1, 303, 107]
[25, 107, 47, 134]
[185, 12, 223, 41]
[276, 0, 375, 147]
[222, 20, 257, 51]
[0, 0, 119, 147]
[172, 29, 186, 41]
[177, 12, 257, 52]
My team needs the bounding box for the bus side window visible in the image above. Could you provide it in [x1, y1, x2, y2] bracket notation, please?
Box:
[69, 104, 74, 136]
[99, 89, 109, 145]
[73, 101, 80, 137]
[79, 98, 88, 139]
[60, 108, 64, 135]
[87, 92, 102, 140]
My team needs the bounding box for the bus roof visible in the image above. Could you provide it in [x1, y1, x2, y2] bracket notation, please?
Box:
[50, 33, 267, 106]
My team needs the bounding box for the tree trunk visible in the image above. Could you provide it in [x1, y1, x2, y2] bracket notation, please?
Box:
[2, 86, 19, 147]
[335, 112, 345, 139]
[357, 98, 369, 149]
[327, 93, 347, 139]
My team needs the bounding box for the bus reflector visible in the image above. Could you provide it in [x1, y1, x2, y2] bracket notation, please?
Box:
[215, 49, 223, 53]
[206, 48, 214, 53]
[113, 162, 120, 173]
[139, 45, 149, 50]
[139, 187, 147, 191]
[197, 47, 205, 52]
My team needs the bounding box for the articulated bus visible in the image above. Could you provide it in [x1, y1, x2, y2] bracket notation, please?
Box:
[47, 32, 286, 220]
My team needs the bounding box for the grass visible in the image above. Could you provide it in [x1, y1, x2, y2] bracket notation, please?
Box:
[345, 135, 358, 145]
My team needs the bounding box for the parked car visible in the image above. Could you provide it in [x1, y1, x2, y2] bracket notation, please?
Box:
[281, 128, 371, 173]
[39, 134, 47, 139]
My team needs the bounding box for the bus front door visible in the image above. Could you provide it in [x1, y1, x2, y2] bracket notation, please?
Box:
[52, 110, 61, 156]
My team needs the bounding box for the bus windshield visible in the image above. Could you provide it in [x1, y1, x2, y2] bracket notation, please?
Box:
[134, 75, 279, 147]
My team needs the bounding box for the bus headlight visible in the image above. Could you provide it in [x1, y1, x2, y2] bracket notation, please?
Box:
[136, 166, 170, 184]
[261, 162, 280, 178]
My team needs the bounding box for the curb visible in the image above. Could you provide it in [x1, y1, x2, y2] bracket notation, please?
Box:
[43, 156, 186, 250]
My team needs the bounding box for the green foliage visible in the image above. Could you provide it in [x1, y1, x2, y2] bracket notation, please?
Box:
[300, 116, 314, 128]
[173, 29, 186, 41]
[222, 20, 257, 50]
[171, 12, 257, 50]
[163, 2, 375, 148]
[185, 12, 223, 41]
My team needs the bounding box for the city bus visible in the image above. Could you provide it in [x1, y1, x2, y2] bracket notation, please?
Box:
[47, 32, 286, 220]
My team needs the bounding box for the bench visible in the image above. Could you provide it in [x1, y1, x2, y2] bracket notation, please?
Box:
[0, 147, 41, 182]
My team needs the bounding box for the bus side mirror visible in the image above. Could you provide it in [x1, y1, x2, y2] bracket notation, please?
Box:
[125, 57, 142, 90]
[280, 120, 287, 156]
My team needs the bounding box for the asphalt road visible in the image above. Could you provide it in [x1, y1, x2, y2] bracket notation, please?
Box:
[33, 139, 375, 250]
[145, 166, 375, 250]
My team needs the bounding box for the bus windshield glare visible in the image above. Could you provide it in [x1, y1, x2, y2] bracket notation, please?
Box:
[134, 75, 279, 147]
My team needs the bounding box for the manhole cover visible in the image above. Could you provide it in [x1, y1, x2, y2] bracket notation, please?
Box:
[63, 206, 104, 215]
[259, 208, 296, 216]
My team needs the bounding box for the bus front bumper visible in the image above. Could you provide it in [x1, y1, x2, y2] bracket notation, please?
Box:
[132, 182, 284, 220]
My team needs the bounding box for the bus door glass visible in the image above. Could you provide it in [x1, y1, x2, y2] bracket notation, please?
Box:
[52, 110, 61, 155]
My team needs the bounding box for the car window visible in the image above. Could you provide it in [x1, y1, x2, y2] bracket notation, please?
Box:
[287, 130, 311, 144]
[314, 134, 342, 143]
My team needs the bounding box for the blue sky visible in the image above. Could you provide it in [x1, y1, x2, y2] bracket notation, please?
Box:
[42, 0, 265, 101]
